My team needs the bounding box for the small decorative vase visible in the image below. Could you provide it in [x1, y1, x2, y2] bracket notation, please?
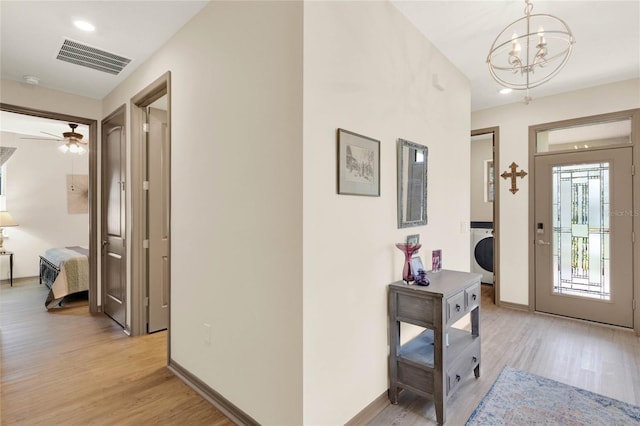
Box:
[395, 243, 422, 282]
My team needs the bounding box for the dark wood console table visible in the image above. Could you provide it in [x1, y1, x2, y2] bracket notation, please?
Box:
[388, 270, 481, 425]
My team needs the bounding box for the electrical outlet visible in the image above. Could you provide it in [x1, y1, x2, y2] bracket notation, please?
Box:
[203, 323, 211, 345]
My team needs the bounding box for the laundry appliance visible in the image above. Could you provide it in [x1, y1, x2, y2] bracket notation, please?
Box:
[471, 222, 494, 284]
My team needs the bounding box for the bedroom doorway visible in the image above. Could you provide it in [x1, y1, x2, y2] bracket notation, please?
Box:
[101, 105, 127, 327]
[0, 103, 98, 312]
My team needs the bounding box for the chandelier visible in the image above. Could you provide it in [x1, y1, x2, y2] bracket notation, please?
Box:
[487, 0, 575, 103]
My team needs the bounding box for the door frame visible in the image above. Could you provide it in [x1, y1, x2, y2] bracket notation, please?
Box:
[471, 126, 501, 305]
[0, 103, 98, 313]
[528, 109, 640, 334]
[129, 72, 171, 343]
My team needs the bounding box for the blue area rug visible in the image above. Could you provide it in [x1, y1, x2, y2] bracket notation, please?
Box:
[466, 366, 640, 425]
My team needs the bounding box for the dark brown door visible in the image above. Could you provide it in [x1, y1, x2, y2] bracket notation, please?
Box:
[102, 117, 126, 327]
[147, 107, 169, 333]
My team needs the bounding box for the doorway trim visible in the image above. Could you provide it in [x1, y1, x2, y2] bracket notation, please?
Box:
[471, 126, 501, 305]
[528, 108, 640, 334]
[129, 72, 171, 344]
[0, 103, 98, 313]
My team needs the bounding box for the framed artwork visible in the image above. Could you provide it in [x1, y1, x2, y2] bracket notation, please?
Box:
[406, 234, 420, 245]
[410, 255, 425, 278]
[67, 174, 89, 214]
[432, 249, 442, 272]
[337, 128, 380, 196]
[485, 160, 494, 202]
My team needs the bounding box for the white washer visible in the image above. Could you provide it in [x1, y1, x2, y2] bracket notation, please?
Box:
[471, 227, 494, 284]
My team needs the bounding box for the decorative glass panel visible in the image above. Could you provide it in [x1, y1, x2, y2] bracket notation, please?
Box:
[552, 162, 610, 300]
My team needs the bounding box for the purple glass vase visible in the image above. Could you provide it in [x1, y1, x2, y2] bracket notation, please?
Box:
[395, 243, 422, 282]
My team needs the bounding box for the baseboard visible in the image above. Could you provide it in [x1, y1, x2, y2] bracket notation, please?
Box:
[498, 300, 530, 312]
[168, 359, 259, 426]
[345, 390, 390, 426]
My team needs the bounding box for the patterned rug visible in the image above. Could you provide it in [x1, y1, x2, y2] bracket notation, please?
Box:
[466, 366, 640, 425]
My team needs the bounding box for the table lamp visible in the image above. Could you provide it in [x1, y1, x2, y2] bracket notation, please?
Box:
[0, 211, 18, 253]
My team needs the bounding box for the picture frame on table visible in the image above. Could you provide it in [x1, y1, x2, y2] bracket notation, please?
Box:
[337, 128, 380, 196]
[432, 249, 442, 272]
[406, 234, 420, 245]
[410, 255, 425, 278]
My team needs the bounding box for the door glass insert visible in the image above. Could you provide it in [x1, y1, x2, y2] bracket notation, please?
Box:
[552, 162, 610, 300]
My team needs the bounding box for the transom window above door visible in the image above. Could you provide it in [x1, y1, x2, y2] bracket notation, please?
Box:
[536, 117, 631, 153]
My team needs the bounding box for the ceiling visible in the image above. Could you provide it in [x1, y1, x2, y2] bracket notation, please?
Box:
[392, 0, 640, 110]
[0, 0, 638, 120]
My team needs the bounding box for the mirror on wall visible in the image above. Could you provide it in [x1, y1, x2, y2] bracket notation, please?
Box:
[397, 139, 428, 228]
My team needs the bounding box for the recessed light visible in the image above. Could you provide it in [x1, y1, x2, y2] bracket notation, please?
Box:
[499, 88, 513, 95]
[74, 20, 95, 32]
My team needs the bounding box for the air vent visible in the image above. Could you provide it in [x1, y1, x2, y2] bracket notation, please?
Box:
[56, 39, 131, 75]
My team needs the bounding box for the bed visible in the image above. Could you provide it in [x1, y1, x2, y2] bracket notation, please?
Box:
[39, 246, 89, 309]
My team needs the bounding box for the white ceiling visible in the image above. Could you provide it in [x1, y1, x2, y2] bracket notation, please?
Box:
[0, 0, 208, 100]
[392, 0, 640, 110]
[0, 0, 638, 116]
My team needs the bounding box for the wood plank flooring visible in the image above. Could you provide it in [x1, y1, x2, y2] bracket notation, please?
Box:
[370, 285, 640, 425]
[3, 280, 639, 425]
[0, 278, 233, 426]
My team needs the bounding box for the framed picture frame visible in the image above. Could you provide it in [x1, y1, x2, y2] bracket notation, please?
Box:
[337, 128, 380, 196]
[410, 255, 425, 278]
[432, 249, 442, 272]
[406, 234, 420, 245]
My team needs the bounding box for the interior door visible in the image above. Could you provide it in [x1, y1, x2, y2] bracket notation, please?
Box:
[534, 147, 633, 327]
[147, 107, 169, 333]
[102, 122, 126, 327]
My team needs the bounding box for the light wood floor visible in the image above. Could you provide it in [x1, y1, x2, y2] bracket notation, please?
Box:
[0, 278, 233, 426]
[370, 284, 640, 425]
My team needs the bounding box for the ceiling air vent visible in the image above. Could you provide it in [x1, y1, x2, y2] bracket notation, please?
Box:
[56, 39, 132, 75]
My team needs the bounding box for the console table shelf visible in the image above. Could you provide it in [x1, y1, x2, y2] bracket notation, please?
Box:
[388, 269, 481, 425]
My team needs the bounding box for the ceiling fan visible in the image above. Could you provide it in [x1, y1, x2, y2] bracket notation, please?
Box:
[22, 123, 88, 154]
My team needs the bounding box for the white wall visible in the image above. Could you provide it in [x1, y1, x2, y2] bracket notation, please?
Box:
[303, 2, 470, 424]
[0, 80, 99, 280]
[470, 136, 493, 221]
[0, 79, 102, 118]
[472, 79, 640, 305]
[101, 2, 303, 425]
[0, 131, 89, 278]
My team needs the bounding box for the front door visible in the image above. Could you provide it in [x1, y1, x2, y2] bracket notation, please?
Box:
[534, 147, 633, 327]
[147, 106, 170, 333]
[102, 117, 126, 327]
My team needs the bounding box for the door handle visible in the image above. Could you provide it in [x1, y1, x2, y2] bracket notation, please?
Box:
[537, 239, 550, 246]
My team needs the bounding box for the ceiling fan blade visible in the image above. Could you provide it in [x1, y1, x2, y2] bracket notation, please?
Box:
[41, 131, 61, 138]
[20, 136, 62, 141]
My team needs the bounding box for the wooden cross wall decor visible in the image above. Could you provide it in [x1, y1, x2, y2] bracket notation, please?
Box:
[501, 162, 527, 194]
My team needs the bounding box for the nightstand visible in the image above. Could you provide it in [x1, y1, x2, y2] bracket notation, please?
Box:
[1, 251, 13, 286]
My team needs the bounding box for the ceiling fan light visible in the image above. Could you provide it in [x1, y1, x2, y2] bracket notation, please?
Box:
[59, 144, 70, 153]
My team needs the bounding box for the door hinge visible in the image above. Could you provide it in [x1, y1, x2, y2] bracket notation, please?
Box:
[633, 299, 637, 310]
[145, 297, 149, 307]
[143, 239, 149, 249]
[633, 232, 636, 243]
[632, 164, 636, 176]
[143, 180, 149, 190]
[143, 123, 150, 133]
